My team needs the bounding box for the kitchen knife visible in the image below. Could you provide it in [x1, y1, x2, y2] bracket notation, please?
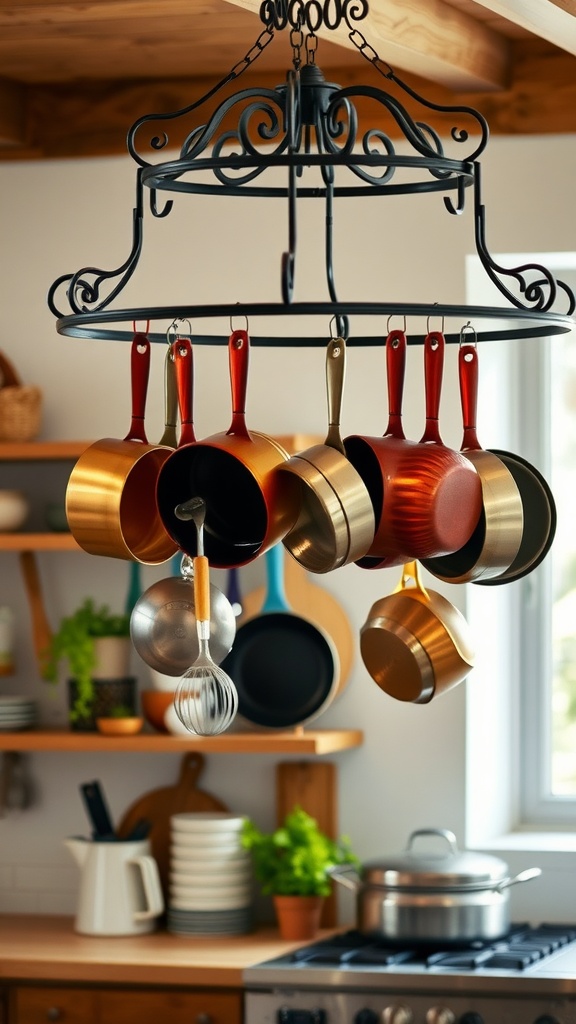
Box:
[80, 780, 116, 840]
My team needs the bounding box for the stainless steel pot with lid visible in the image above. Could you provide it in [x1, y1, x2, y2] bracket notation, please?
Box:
[330, 828, 542, 943]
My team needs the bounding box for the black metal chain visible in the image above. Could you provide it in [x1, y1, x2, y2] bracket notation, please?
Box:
[229, 25, 276, 79]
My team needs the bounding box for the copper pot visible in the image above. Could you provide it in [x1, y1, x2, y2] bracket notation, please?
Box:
[276, 336, 375, 573]
[156, 329, 297, 568]
[360, 561, 475, 703]
[422, 340, 524, 584]
[65, 334, 178, 564]
[348, 331, 482, 569]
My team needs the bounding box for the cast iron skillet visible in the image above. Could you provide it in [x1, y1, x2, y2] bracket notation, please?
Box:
[220, 544, 339, 728]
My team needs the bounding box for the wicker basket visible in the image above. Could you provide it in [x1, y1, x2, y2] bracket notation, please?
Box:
[0, 350, 42, 442]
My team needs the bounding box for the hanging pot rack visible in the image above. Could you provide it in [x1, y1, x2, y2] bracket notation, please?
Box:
[48, 0, 576, 347]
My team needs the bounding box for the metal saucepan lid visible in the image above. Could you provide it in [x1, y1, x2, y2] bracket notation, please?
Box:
[361, 828, 511, 891]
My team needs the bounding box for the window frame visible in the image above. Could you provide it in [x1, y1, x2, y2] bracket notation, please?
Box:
[466, 253, 576, 831]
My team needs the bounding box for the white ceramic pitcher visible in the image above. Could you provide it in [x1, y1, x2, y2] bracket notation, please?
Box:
[65, 837, 164, 936]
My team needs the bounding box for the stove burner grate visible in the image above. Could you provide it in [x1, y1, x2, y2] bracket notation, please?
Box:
[288, 925, 576, 973]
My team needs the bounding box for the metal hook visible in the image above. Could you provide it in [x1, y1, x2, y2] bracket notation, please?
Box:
[329, 314, 348, 341]
[166, 320, 178, 347]
[459, 321, 477, 347]
[386, 314, 407, 333]
[133, 319, 150, 336]
[229, 311, 249, 334]
[426, 311, 445, 334]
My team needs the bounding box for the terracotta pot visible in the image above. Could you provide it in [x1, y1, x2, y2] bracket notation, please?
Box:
[273, 894, 324, 941]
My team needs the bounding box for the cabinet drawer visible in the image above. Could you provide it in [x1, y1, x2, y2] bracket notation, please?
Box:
[13, 987, 96, 1024]
[12, 986, 242, 1024]
[100, 988, 242, 1024]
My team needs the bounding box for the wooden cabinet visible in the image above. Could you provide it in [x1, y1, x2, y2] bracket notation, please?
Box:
[11, 985, 242, 1024]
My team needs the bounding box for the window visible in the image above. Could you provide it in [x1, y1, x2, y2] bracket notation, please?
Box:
[466, 254, 576, 830]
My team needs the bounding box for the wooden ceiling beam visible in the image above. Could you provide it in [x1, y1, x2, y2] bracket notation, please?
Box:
[461, 0, 576, 55]
[0, 79, 27, 148]
[221, 0, 512, 90]
[1, 39, 573, 161]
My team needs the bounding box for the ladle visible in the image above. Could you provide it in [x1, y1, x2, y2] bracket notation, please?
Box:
[174, 498, 238, 736]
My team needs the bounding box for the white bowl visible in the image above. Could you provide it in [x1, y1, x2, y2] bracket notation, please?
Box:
[171, 812, 246, 833]
[0, 490, 29, 532]
[170, 864, 252, 884]
[170, 832, 244, 850]
[170, 882, 252, 900]
[170, 893, 252, 911]
[170, 852, 251, 874]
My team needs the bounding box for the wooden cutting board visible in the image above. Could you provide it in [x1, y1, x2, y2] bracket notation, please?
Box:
[240, 550, 354, 697]
[116, 752, 228, 896]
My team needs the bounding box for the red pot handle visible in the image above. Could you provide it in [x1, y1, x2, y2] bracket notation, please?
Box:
[459, 342, 482, 452]
[419, 330, 445, 445]
[227, 329, 251, 440]
[384, 329, 407, 440]
[124, 333, 150, 443]
[172, 337, 196, 447]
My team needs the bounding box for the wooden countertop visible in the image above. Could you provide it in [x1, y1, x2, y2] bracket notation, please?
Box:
[0, 915, 327, 987]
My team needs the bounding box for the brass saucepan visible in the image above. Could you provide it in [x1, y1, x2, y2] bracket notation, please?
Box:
[66, 333, 178, 564]
[276, 336, 375, 573]
[360, 561, 475, 704]
[475, 449, 556, 585]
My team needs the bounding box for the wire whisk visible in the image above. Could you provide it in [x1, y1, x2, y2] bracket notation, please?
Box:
[173, 497, 238, 736]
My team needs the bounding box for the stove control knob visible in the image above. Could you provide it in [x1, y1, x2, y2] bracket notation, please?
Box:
[353, 1010, 379, 1024]
[426, 1009, 456, 1024]
[533, 1017, 562, 1024]
[382, 1005, 413, 1024]
[459, 1015, 484, 1024]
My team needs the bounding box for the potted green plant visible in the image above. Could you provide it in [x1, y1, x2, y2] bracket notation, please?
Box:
[241, 806, 358, 940]
[43, 598, 133, 728]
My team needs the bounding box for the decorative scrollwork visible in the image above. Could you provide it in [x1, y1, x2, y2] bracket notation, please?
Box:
[48, 173, 146, 318]
[473, 169, 575, 316]
[259, 0, 368, 32]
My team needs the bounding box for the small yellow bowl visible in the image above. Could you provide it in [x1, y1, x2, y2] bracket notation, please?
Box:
[96, 716, 144, 736]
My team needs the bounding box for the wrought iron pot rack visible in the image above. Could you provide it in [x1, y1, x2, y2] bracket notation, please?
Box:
[48, 0, 575, 347]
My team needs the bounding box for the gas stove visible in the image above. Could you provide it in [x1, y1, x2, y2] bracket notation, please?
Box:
[244, 924, 576, 1024]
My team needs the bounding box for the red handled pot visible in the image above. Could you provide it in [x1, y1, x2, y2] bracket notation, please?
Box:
[347, 331, 483, 566]
[156, 329, 297, 569]
[65, 331, 178, 564]
[422, 339, 525, 583]
[476, 449, 556, 585]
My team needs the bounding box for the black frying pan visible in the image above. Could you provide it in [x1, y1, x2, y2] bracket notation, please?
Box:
[220, 545, 339, 728]
[474, 449, 556, 585]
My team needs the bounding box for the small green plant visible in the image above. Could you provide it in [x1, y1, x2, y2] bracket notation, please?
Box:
[241, 806, 358, 897]
[43, 598, 130, 722]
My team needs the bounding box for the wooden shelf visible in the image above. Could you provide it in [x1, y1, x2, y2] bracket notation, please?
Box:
[0, 532, 79, 551]
[0, 728, 363, 755]
[0, 440, 89, 461]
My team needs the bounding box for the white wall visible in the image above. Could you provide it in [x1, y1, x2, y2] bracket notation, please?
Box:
[0, 132, 574, 922]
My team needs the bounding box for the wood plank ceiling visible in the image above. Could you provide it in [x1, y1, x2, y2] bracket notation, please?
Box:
[0, 0, 575, 161]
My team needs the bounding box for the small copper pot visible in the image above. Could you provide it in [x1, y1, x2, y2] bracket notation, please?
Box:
[360, 561, 475, 704]
[66, 334, 177, 564]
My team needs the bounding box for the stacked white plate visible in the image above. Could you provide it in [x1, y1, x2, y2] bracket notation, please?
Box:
[167, 812, 253, 936]
[0, 696, 37, 731]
